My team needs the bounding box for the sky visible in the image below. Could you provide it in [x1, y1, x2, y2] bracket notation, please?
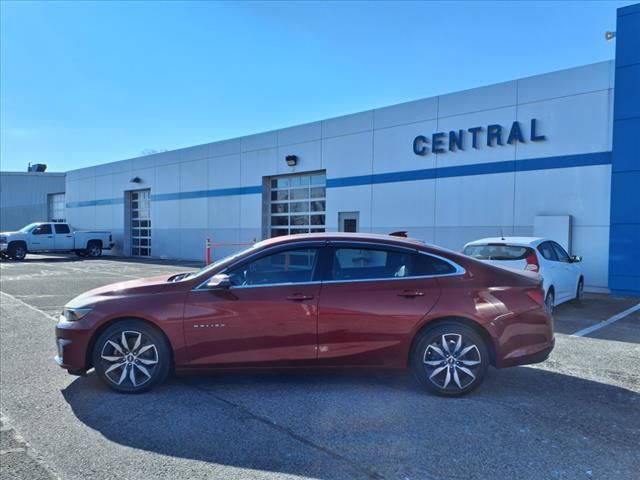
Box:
[0, 0, 634, 172]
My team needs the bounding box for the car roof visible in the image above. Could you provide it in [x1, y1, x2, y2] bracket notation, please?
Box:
[464, 237, 546, 247]
[257, 232, 427, 249]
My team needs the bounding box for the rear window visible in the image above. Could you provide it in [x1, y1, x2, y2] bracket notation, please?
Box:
[463, 244, 533, 261]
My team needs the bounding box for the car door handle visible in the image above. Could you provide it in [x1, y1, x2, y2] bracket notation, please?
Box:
[286, 294, 314, 301]
[397, 290, 425, 297]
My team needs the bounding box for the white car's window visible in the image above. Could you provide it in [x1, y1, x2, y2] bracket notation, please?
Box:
[33, 224, 52, 235]
[463, 244, 531, 260]
[551, 242, 570, 263]
[537, 242, 558, 261]
[54, 224, 70, 234]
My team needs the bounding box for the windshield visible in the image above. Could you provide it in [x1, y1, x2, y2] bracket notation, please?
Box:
[19, 223, 40, 233]
[463, 244, 533, 261]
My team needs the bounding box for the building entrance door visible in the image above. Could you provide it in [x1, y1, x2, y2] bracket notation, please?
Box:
[338, 212, 359, 233]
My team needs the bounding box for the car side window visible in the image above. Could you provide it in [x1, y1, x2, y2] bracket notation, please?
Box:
[412, 253, 457, 275]
[330, 247, 412, 281]
[54, 224, 70, 234]
[227, 248, 318, 287]
[33, 224, 52, 235]
[537, 242, 558, 261]
[551, 242, 570, 263]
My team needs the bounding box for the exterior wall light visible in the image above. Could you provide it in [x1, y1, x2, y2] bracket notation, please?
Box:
[605, 31, 616, 41]
[130, 176, 142, 183]
[285, 155, 298, 167]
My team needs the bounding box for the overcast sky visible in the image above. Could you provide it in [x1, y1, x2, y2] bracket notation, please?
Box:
[0, 0, 634, 172]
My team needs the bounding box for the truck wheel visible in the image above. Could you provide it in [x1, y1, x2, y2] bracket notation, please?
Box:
[8, 242, 27, 261]
[87, 241, 102, 257]
[75, 250, 87, 257]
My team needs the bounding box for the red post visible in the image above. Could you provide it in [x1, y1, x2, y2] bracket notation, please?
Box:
[206, 238, 211, 265]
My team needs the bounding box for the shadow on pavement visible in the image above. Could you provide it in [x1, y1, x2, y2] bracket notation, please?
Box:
[61, 367, 640, 480]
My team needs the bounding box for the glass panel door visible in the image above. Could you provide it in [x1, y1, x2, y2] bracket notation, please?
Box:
[130, 189, 151, 257]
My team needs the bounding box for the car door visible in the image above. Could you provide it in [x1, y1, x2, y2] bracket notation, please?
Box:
[550, 241, 576, 301]
[317, 243, 442, 367]
[30, 224, 54, 250]
[53, 224, 74, 250]
[183, 245, 322, 367]
[537, 241, 563, 298]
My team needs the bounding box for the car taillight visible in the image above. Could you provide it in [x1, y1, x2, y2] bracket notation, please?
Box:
[524, 251, 539, 272]
[526, 288, 545, 306]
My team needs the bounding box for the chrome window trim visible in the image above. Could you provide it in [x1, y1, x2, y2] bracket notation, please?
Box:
[192, 240, 466, 291]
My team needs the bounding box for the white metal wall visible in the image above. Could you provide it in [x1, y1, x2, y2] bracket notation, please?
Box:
[0, 172, 66, 231]
[65, 61, 614, 290]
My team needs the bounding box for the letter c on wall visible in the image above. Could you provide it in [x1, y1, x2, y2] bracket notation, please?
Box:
[413, 135, 428, 156]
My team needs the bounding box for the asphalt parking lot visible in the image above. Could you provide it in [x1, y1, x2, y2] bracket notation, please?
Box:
[1, 255, 639, 480]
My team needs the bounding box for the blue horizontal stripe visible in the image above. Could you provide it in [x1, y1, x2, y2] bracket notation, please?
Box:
[151, 185, 262, 202]
[66, 151, 611, 208]
[66, 198, 124, 208]
[327, 151, 611, 188]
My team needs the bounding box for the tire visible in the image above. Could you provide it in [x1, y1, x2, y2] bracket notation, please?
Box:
[411, 322, 489, 397]
[8, 242, 27, 261]
[75, 249, 87, 257]
[92, 320, 171, 394]
[574, 278, 584, 305]
[86, 241, 102, 257]
[545, 289, 555, 314]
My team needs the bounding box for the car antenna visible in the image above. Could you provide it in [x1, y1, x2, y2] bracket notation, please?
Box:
[500, 229, 505, 241]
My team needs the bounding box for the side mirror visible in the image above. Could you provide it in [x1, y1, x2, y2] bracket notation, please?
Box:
[206, 273, 231, 289]
[570, 255, 582, 263]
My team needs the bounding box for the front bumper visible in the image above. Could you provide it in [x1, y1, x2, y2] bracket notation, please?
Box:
[55, 315, 92, 374]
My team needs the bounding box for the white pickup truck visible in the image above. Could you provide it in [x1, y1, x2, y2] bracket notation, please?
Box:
[0, 222, 114, 260]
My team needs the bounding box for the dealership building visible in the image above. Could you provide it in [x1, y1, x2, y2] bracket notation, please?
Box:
[3, 4, 638, 296]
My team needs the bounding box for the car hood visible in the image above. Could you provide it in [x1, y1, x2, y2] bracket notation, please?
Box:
[0, 231, 19, 236]
[65, 273, 188, 308]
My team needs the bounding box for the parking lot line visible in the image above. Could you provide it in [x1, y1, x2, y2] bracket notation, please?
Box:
[0, 291, 57, 322]
[571, 302, 640, 337]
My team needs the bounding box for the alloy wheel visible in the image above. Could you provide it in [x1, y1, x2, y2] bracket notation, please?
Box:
[88, 244, 101, 257]
[99, 330, 159, 387]
[423, 333, 482, 391]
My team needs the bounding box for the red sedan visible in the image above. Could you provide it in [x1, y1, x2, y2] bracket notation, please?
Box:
[55, 233, 554, 396]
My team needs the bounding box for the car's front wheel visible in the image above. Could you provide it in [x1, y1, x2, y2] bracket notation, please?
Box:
[8, 243, 27, 261]
[92, 320, 171, 393]
[411, 323, 489, 397]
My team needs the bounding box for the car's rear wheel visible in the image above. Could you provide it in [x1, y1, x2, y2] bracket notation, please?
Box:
[8, 243, 27, 261]
[411, 323, 489, 397]
[86, 241, 102, 257]
[92, 320, 171, 393]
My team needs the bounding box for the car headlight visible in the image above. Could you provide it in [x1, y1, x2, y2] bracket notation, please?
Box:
[62, 307, 93, 322]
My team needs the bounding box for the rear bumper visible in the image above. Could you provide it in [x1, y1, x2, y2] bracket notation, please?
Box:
[103, 242, 115, 251]
[491, 307, 555, 368]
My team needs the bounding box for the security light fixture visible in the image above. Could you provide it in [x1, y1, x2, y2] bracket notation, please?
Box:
[285, 155, 298, 167]
[605, 31, 616, 41]
[130, 176, 142, 183]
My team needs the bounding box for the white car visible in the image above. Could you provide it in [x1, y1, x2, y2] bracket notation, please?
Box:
[463, 237, 584, 312]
